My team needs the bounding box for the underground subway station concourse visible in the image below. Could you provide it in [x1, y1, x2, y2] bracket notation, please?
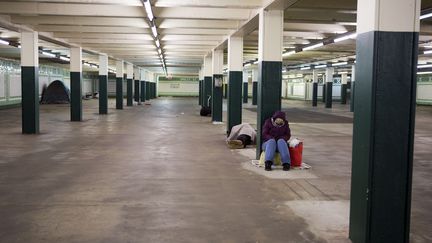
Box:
[0, 0, 431, 242]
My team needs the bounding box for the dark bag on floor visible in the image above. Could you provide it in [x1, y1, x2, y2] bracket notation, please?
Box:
[200, 106, 211, 116]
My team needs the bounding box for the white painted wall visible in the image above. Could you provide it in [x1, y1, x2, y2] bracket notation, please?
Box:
[158, 81, 198, 96]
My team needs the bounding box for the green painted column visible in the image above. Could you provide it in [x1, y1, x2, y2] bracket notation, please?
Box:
[198, 80, 202, 105]
[20, 31, 39, 134]
[126, 63, 133, 106]
[243, 82, 248, 104]
[350, 65, 356, 112]
[115, 61, 124, 110]
[349, 1, 419, 242]
[211, 49, 223, 122]
[223, 83, 228, 99]
[203, 77, 212, 109]
[98, 54, 108, 114]
[252, 82, 258, 105]
[312, 70, 318, 107]
[340, 73, 348, 105]
[226, 36, 243, 132]
[134, 80, 140, 102]
[146, 82, 150, 100]
[322, 83, 326, 103]
[227, 71, 242, 133]
[256, 9, 284, 159]
[70, 47, 82, 122]
[140, 81, 146, 102]
[325, 68, 333, 109]
[212, 75, 223, 122]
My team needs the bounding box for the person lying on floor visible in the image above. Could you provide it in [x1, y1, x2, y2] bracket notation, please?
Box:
[226, 123, 256, 149]
[262, 111, 291, 171]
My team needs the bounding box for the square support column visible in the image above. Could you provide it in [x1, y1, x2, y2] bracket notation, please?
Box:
[312, 69, 318, 107]
[227, 36, 243, 133]
[21, 31, 39, 134]
[126, 63, 133, 106]
[349, 0, 420, 242]
[140, 69, 146, 103]
[212, 49, 223, 122]
[243, 70, 249, 104]
[341, 73, 348, 105]
[252, 68, 258, 106]
[256, 9, 284, 158]
[146, 81, 150, 101]
[70, 47, 82, 121]
[203, 55, 212, 109]
[350, 65, 356, 112]
[325, 68, 334, 108]
[134, 67, 140, 103]
[115, 60, 124, 109]
[98, 54, 108, 114]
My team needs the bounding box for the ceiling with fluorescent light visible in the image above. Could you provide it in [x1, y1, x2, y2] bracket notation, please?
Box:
[0, 0, 431, 75]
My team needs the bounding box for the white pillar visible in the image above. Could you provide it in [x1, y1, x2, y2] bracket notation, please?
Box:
[212, 49, 223, 75]
[203, 55, 212, 77]
[99, 54, 108, 76]
[21, 31, 38, 67]
[341, 73, 348, 84]
[116, 60, 124, 78]
[258, 9, 283, 62]
[228, 36, 243, 72]
[325, 68, 334, 83]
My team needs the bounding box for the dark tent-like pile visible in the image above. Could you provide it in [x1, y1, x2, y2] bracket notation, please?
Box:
[40, 80, 70, 104]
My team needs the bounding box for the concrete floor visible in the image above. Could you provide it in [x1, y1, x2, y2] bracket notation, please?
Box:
[0, 97, 430, 243]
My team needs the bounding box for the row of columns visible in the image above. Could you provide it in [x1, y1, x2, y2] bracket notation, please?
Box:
[21, 32, 157, 134]
[310, 66, 354, 109]
[198, 0, 419, 241]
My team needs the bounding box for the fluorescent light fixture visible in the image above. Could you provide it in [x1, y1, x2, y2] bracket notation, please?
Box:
[303, 42, 324, 51]
[151, 25, 157, 38]
[155, 39, 160, 47]
[315, 64, 328, 69]
[253, 60, 259, 64]
[282, 50, 296, 57]
[423, 45, 432, 49]
[332, 62, 348, 67]
[84, 62, 91, 67]
[41, 51, 56, 58]
[417, 71, 432, 75]
[282, 69, 287, 73]
[420, 12, 432, 20]
[337, 22, 357, 26]
[417, 64, 432, 69]
[59, 56, 70, 62]
[424, 50, 432, 54]
[157, 48, 162, 54]
[244, 63, 251, 67]
[143, 0, 154, 21]
[300, 66, 311, 70]
[338, 71, 349, 74]
[17, 45, 21, 49]
[334, 33, 357, 43]
[0, 39, 9, 45]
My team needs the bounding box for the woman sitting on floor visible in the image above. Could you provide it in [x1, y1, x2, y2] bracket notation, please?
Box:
[262, 111, 291, 171]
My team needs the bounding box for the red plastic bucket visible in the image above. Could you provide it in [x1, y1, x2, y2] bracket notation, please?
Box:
[288, 142, 303, 167]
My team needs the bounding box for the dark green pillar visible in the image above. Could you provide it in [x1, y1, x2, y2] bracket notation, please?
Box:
[341, 84, 348, 104]
[223, 83, 228, 99]
[21, 66, 39, 134]
[70, 72, 82, 121]
[212, 75, 223, 122]
[198, 80, 202, 105]
[322, 83, 326, 102]
[325, 82, 333, 108]
[140, 81, 146, 102]
[116, 77, 123, 109]
[350, 81, 355, 112]
[203, 77, 212, 109]
[99, 75, 108, 114]
[146, 82, 150, 100]
[134, 80, 140, 102]
[243, 82, 248, 104]
[312, 83, 318, 107]
[256, 61, 282, 158]
[127, 78, 133, 106]
[252, 81, 258, 105]
[349, 25, 418, 243]
[227, 71, 242, 133]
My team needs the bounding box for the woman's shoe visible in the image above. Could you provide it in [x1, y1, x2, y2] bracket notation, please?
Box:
[283, 163, 291, 171]
[265, 161, 273, 171]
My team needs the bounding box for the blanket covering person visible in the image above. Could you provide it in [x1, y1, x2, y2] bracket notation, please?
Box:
[226, 123, 256, 149]
[262, 111, 291, 171]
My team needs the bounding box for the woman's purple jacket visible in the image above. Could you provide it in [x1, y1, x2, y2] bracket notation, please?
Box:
[262, 111, 291, 143]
